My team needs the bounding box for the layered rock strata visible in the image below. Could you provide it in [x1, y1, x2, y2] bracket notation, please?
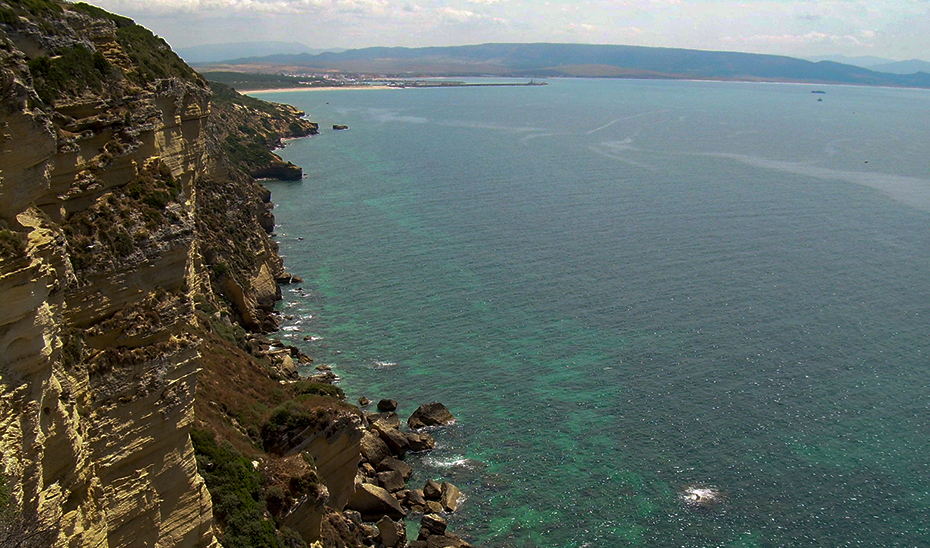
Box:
[0, 2, 312, 546]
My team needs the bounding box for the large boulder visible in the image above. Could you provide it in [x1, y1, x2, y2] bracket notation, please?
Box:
[405, 489, 426, 507]
[377, 516, 407, 548]
[377, 399, 398, 412]
[377, 457, 413, 481]
[345, 483, 406, 521]
[423, 479, 442, 500]
[368, 411, 401, 429]
[419, 514, 447, 538]
[440, 482, 461, 512]
[372, 420, 411, 456]
[377, 470, 406, 493]
[408, 402, 455, 429]
[417, 515, 475, 548]
[360, 431, 391, 467]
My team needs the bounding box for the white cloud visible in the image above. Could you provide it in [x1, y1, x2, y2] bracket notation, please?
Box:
[720, 31, 868, 46]
[334, 0, 388, 15]
[438, 7, 479, 22]
[434, 6, 505, 25]
[86, 0, 929, 60]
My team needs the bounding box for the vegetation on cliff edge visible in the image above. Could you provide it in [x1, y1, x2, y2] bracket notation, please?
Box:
[191, 430, 295, 548]
[62, 160, 184, 274]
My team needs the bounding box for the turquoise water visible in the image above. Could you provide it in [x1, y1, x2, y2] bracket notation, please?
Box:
[257, 79, 930, 547]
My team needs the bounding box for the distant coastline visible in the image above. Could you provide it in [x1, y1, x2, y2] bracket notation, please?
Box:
[198, 42, 930, 91]
[235, 81, 548, 93]
[245, 85, 396, 93]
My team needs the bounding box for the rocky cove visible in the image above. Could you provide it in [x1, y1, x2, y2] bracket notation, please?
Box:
[0, 1, 476, 547]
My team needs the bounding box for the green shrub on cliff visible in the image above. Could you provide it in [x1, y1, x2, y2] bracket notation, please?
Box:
[223, 134, 277, 170]
[64, 160, 182, 273]
[3, 0, 61, 18]
[264, 401, 329, 433]
[293, 381, 345, 400]
[190, 430, 285, 548]
[27, 45, 113, 104]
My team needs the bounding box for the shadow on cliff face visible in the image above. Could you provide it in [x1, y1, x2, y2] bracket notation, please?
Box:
[0, 474, 57, 548]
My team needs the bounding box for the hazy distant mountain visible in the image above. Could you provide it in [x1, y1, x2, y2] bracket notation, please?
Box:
[178, 41, 344, 64]
[805, 54, 895, 68]
[869, 59, 930, 75]
[806, 55, 930, 74]
[226, 43, 930, 89]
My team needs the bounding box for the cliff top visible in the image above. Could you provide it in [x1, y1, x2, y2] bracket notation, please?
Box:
[1, 0, 204, 105]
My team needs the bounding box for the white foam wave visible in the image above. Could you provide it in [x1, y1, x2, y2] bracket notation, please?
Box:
[421, 455, 484, 470]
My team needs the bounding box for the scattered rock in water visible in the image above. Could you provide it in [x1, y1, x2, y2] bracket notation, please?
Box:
[316, 364, 332, 371]
[358, 396, 371, 407]
[378, 398, 398, 412]
[333, 124, 349, 130]
[276, 273, 304, 284]
[408, 402, 455, 429]
[405, 431, 436, 452]
[679, 483, 726, 509]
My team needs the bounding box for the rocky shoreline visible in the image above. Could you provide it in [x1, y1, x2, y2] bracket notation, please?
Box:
[347, 400, 474, 547]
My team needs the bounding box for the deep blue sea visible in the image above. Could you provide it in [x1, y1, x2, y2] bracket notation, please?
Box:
[255, 79, 930, 547]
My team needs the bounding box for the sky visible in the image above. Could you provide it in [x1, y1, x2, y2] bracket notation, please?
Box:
[89, 0, 930, 60]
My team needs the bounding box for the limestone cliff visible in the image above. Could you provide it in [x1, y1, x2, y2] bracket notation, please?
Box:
[0, 4, 471, 548]
[0, 1, 317, 547]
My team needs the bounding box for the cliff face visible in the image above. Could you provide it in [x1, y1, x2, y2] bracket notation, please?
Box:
[0, 2, 318, 547]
